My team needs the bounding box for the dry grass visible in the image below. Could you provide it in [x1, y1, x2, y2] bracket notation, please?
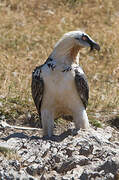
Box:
[0, 0, 119, 127]
[0, 146, 19, 160]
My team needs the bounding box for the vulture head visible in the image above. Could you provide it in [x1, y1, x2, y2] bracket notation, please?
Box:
[73, 31, 100, 51]
[50, 30, 100, 64]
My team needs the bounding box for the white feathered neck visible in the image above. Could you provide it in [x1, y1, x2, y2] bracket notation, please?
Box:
[49, 31, 81, 65]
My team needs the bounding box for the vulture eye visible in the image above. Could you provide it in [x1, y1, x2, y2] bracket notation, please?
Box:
[82, 35, 88, 41]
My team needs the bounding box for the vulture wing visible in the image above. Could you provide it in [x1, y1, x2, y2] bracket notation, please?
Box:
[31, 65, 44, 127]
[74, 67, 89, 109]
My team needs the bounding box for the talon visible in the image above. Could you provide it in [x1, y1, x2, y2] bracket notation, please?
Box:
[52, 65, 56, 71]
[47, 63, 56, 71]
[62, 67, 72, 72]
[67, 67, 72, 71]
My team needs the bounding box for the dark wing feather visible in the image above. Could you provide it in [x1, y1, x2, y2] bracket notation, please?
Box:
[31, 65, 44, 127]
[74, 68, 89, 109]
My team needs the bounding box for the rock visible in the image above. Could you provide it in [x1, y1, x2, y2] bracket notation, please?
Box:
[80, 170, 101, 180]
[56, 158, 77, 173]
[40, 174, 47, 180]
[75, 155, 89, 166]
[53, 155, 60, 163]
[26, 164, 39, 176]
[0, 125, 119, 179]
[26, 163, 44, 176]
[9, 160, 20, 171]
[56, 155, 89, 173]
[79, 143, 94, 156]
[65, 147, 74, 157]
[115, 169, 119, 180]
[96, 157, 119, 174]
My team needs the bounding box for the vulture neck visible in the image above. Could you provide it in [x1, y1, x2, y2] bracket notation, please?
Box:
[49, 38, 80, 65]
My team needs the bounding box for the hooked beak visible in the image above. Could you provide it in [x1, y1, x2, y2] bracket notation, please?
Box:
[85, 36, 100, 51]
[90, 41, 100, 51]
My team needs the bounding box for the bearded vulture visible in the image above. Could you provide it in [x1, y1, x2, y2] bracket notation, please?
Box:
[31, 30, 100, 137]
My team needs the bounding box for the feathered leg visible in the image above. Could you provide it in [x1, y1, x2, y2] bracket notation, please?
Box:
[41, 109, 54, 137]
[73, 109, 89, 130]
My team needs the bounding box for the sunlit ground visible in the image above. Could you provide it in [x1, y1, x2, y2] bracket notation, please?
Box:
[0, 0, 119, 128]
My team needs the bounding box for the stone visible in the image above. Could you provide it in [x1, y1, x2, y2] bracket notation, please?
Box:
[79, 143, 94, 156]
[26, 163, 44, 176]
[56, 155, 89, 174]
[9, 160, 20, 171]
[96, 157, 119, 174]
[0, 126, 119, 179]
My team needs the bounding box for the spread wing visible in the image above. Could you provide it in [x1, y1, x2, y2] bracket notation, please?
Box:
[31, 65, 44, 126]
[74, 68, 89, 109]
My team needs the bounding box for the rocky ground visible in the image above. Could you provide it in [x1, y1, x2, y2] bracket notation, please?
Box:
[0, 122, 119, 180]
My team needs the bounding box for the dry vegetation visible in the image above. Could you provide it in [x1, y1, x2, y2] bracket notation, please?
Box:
[0, 0, 119, 128]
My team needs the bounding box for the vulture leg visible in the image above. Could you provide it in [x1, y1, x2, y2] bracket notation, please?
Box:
[41, 109, 54, 137]
[73, 108, 89, 130]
